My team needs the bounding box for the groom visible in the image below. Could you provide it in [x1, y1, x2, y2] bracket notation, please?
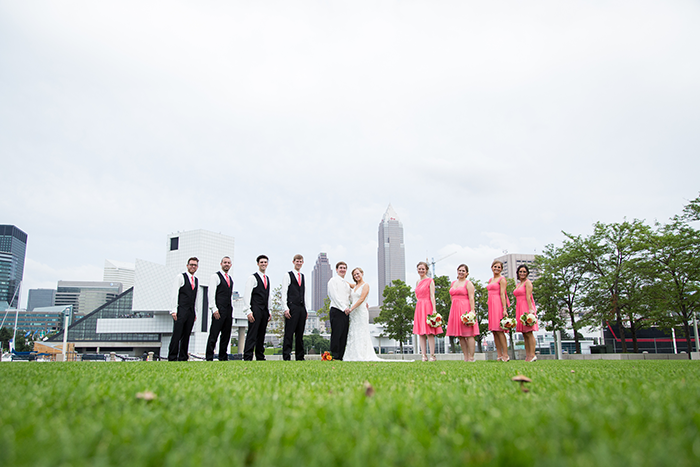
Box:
[327, 261, 351, 360]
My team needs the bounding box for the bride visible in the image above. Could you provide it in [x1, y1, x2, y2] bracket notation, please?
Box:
[343, 267, 385, 362]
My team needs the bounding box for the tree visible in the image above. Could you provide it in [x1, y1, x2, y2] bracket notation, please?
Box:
[317, 297, 331, 327]
[471, 279, 489, 353]
[534, 242, 587, 353]
[566, 220, 649, 353]
[303, 329, 330, 354]
[268, 285, 285, 339]
[642, 218, 700, 357]
[0, 327, 32, 352]
[433, 275, 452, 351]
[375, 280, 415, 356]
[682, 192, 700, 222]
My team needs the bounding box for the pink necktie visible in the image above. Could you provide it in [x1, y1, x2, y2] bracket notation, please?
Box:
[190, 276, 195, 290]
[263, 275, 267, 289]
[297, 273, 301, 286]
[225, 274, 230, 287]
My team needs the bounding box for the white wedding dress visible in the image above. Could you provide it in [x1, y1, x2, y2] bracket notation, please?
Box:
[343, 283, 384, 362]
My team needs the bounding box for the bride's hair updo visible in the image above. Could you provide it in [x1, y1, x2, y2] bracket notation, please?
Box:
[351, 267, 364, 280]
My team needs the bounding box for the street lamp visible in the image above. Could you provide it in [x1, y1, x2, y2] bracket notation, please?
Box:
[62, 305, 72, 361]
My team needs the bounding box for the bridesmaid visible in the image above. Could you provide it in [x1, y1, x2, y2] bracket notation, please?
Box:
[413, 261, 441, 361]
[487, 260, 510, 362]
[514, 265, 538, 362]
[446, 264, 478, 362]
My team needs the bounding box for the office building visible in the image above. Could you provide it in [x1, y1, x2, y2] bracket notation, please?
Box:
[312, 252, 333, 311]
[55, 281, 123, 317]
[27, 288, 56, 311]
[103, 260, 135, 289]
[493, 253, 539, 281]
[10, 306, 71, 337]
[0, 225, 27, 309]
[377, 205, 406, 305]
[49, 229, 247, 357]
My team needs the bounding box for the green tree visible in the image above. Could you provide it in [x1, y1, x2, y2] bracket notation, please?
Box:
[566, 220, 649, 353]
[303, 329, 330, 354]
[642, 218, 700, 357]
[0, 327, 32, 352]
[317, 297, 331, 327]
[534, 242, 587, 353]
[682, 192, 700, 222]
[433, 275, 452, 351]
[375, 280, 415, 356]
[268, 285, 285, 339]
[471, 279, 489, 353]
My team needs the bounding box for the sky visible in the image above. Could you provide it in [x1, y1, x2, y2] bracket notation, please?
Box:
[2, 0, 699, 308]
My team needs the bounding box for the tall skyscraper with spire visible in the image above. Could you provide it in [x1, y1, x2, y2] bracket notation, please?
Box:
[312, 252, 333, 311]
[0, 225, 27, 309]
[377, 205, 406, 306]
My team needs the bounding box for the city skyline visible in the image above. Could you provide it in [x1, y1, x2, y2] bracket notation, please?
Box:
[2, 2, 699, 310]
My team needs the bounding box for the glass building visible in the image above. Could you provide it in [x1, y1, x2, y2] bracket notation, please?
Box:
[27, 288, 56, 311]
[0, 225, 27, 309]
[377, 205, 406, 306]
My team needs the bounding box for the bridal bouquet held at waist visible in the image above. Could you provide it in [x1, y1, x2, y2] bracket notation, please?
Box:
[461, 311, 477, 326]
[426, 312, 444, 328]
[500, 316, 516, 330]
[520, 312, 537, 327]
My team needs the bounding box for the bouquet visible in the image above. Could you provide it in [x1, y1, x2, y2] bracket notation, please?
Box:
[520, 312, 537, 328]
[461, 311, 477, 326]
[321, 351, 333, 361]
[500, 316, 516, 330]
[426, 312, 444, 328]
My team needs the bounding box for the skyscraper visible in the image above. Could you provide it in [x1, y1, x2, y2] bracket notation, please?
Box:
[27, 288, 56, 311]
[377, 205, 406, 305]
[312, 252, 333, 311]
[0, 225, 28, 309]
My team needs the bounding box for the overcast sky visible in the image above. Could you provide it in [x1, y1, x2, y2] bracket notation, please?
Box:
[2, 0, 699, 308]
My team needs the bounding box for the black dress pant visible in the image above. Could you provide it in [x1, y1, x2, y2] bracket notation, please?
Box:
[329, 307, 349, 360]
[206, 307, 233, 361]
[168, 309, 195, 361]
[283, 305, 307, 361]
[243, 308, 269, 361]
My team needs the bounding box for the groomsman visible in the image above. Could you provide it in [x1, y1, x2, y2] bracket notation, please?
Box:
[282, 254, 307, 361]
[168, 257, 199, 361]
[206, 256, 234, 361]
[327, 261, 351, 360]
[243, 255, 272, 361]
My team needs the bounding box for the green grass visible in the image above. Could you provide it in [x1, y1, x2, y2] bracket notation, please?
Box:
[1, 360, 699, 466]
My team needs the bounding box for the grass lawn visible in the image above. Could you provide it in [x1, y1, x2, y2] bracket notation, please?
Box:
[1, 360, 699, 466]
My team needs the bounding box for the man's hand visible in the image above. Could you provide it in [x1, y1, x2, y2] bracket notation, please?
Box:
[247, 314, 255, 323]
[213, 310, 220, 320]
[171, 314, 177, 322]
[345, 307, 351, 315]
[284, 309, 291, 319]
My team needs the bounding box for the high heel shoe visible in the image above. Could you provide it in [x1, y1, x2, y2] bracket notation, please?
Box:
[421, 354, 428, 362]
[496, 356, 503, 362]
[429, 355, 437, 362]
[528, 356, 537, 363]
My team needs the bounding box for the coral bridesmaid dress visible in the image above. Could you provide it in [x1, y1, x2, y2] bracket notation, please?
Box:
[413, 278, 442, 335]
[446, 281, 479, 337]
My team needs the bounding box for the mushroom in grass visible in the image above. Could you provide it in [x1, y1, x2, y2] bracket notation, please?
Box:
[512, 375, 532, 393]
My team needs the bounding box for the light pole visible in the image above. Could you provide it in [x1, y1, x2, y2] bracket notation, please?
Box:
[62, 305, 72, 361]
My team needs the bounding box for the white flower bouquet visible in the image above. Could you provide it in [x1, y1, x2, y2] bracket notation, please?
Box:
[426, 312, 444, 328]
[461, 311, 477, 326]
[520, 312, 537, 327]
[500, 316, 516, 330]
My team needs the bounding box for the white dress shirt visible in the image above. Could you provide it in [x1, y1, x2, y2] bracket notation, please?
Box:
[281, 270, 306, 312]
[327, 275, 351, 311]
[243, 271, 273, 317]
[208, 271, 234, 315]
[171, 272, 198, 316]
